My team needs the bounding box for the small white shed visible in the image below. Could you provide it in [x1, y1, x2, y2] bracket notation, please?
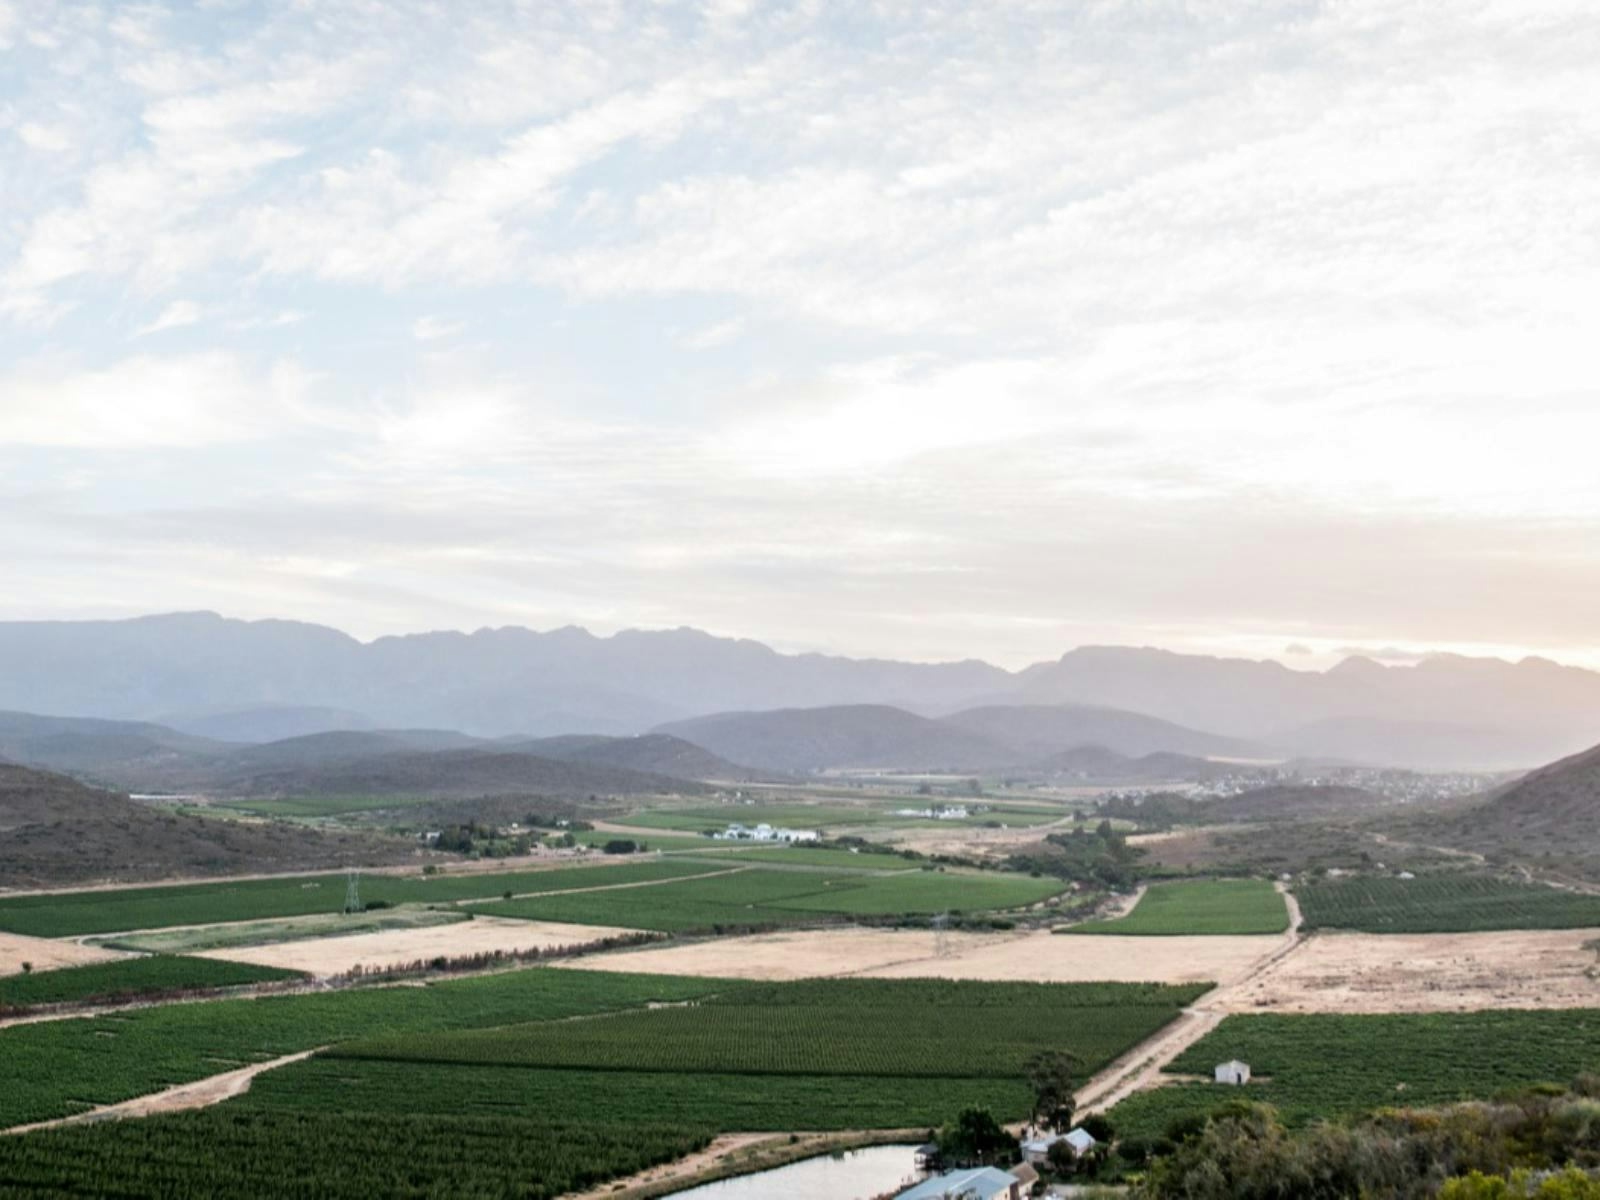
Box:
[1215, 1060, 1252, 1085]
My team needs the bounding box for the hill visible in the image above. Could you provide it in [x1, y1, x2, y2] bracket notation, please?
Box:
[221, 749, 708, 800]
[0, 764, 414, 887]
[655, 705, 1016, 773]
[1432, 740, 1600, 876]
[510, 733, 766, 782]
[1031, 746, 1238, 784]
[0, 710, 231, 790]
[2, 613, 1598, 767]
[941, 703, 1262, 760]
[1196, 784, 1392, 824]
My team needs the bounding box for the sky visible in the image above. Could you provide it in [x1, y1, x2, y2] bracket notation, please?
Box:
[2, 0, 1599, 670]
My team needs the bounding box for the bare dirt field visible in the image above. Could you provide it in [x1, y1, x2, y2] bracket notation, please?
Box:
[557, 926, 1283, 985]
[1226, 928, 1600, 1014]
[0, 931, 128, 977]
[197, 915, 639, 976]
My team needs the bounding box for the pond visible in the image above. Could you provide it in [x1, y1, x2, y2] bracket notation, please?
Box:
[666, 1143, 926, 1200]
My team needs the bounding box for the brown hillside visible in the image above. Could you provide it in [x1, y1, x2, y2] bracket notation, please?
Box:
[0, 763, 416, 888]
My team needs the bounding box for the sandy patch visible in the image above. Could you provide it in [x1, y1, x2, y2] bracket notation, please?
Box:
[0, 931, 129, 977]
[4, 1048, 323, 1135]
[556, 926, 1282, 985]
[1227, 928, 1600, 1014]
[196, 916, 640, 976]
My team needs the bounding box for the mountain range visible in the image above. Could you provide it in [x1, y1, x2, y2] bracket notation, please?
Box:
[1, 612, 1597, 768]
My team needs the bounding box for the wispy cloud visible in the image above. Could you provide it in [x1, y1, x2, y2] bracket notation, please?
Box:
[2, 1, 1599, 667]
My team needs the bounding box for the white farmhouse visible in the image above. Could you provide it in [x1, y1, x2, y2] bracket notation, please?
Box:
[1215, 1060, 1252, 1085]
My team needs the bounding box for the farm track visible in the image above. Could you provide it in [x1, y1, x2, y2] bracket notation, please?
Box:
[1, 1048, 327, 1135]
[1076, 882, 1307, 1115]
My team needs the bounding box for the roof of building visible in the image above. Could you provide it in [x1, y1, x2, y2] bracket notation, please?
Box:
[1064, 1128, 1097, 1151]
[896, 1165, 1019, 1199]
[1009, 1163, 1040, 1186]
[1217, 1059, 1250, 1069]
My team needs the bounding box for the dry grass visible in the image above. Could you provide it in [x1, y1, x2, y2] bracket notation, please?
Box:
[0, 932, 128, 977]
[196, 915, 639, 976]
[1225, 928, 1600, 1013]
[556, 926, 1282, 985]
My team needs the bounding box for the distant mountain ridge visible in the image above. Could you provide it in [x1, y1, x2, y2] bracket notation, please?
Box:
[0, 612, 1595, 768]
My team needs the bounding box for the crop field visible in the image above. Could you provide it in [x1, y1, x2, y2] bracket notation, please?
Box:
[96, 907, 469, 954]
[1106, 1008, 1600, 1140]
[0, 859, 720, 938]
[0, 954, 300, 1010]
[1295, 874, 1600, 933]
[212, 793, 436, 819]
[1067, 879, 1290, 936]
[0, 1108, 710, 1199]
[243, 1056, 1033, 1132]
[337, 978, 1208, 1080]
[0, 967, 723, 1129]
[675, 846, 920, 870]
[469, 865, 1065, 931]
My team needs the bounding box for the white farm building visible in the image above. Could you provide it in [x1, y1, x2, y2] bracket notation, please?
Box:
[1215, 1060, 1252, 1085]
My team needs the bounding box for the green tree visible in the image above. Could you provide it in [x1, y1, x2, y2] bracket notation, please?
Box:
[936, 1107, 1016, 1167]
[1025, 1049, 1079, 1132]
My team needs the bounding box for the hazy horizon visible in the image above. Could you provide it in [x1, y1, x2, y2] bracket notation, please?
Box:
[0, 606, 1593, 678]
[5, 2, 1599, 670]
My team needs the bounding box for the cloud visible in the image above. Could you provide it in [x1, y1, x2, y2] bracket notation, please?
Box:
[2, 1, 1600, 669]
[134, 299, 201, 337]
[412, 315, 464, 341]
[0, 353, 313, 448]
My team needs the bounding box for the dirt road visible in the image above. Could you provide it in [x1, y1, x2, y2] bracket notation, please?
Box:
[2, 1048, 325, 1135]
[1075, 880, 1307, 1114]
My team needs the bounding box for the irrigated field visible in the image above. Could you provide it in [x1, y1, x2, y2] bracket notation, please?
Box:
[1106, 1008, 1600, 1140]
[0, 967, 723, 1129]
[244, 1057, 1030, 1132]
[0, 955, 300, 1011]
[468, 866, 1064, 931]
[1067, 879, 1290, 936]
[0, 859, 721, 938]
[336, 978, 1208, 1081]
[242, 977, 1199, 1138]
[0, 1108, 710, 1199]
[213, 794, 435, 819]
[1295, 874, 1600, 933]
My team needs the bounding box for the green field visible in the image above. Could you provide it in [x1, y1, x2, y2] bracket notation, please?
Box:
[0, 1108, 708, 1199]
[0, 955, 300, 1010]
[468, 865, 1065, 931]
[0, 967, 724, 1129]
[670, 846, 920, 871]
[1106, 1009, 1600, 1140]
[95, 907, 469, 955]
[1065, 879, 1290, 936]
[337, 978, 1208, 1081]
[213, 793, 436, 819]
[0, 973, 1201, 1194]
[1295, 874, 1600, 933]
[243, 1057, 1030, 1131]
[0, 859, 721, 938]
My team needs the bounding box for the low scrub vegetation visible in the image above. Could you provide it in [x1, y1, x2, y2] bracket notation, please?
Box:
[1132, 1086, 1600, 1199]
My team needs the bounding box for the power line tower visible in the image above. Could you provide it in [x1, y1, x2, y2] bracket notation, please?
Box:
[932, 909, 952, 959]
[343, 868, 363, 914]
